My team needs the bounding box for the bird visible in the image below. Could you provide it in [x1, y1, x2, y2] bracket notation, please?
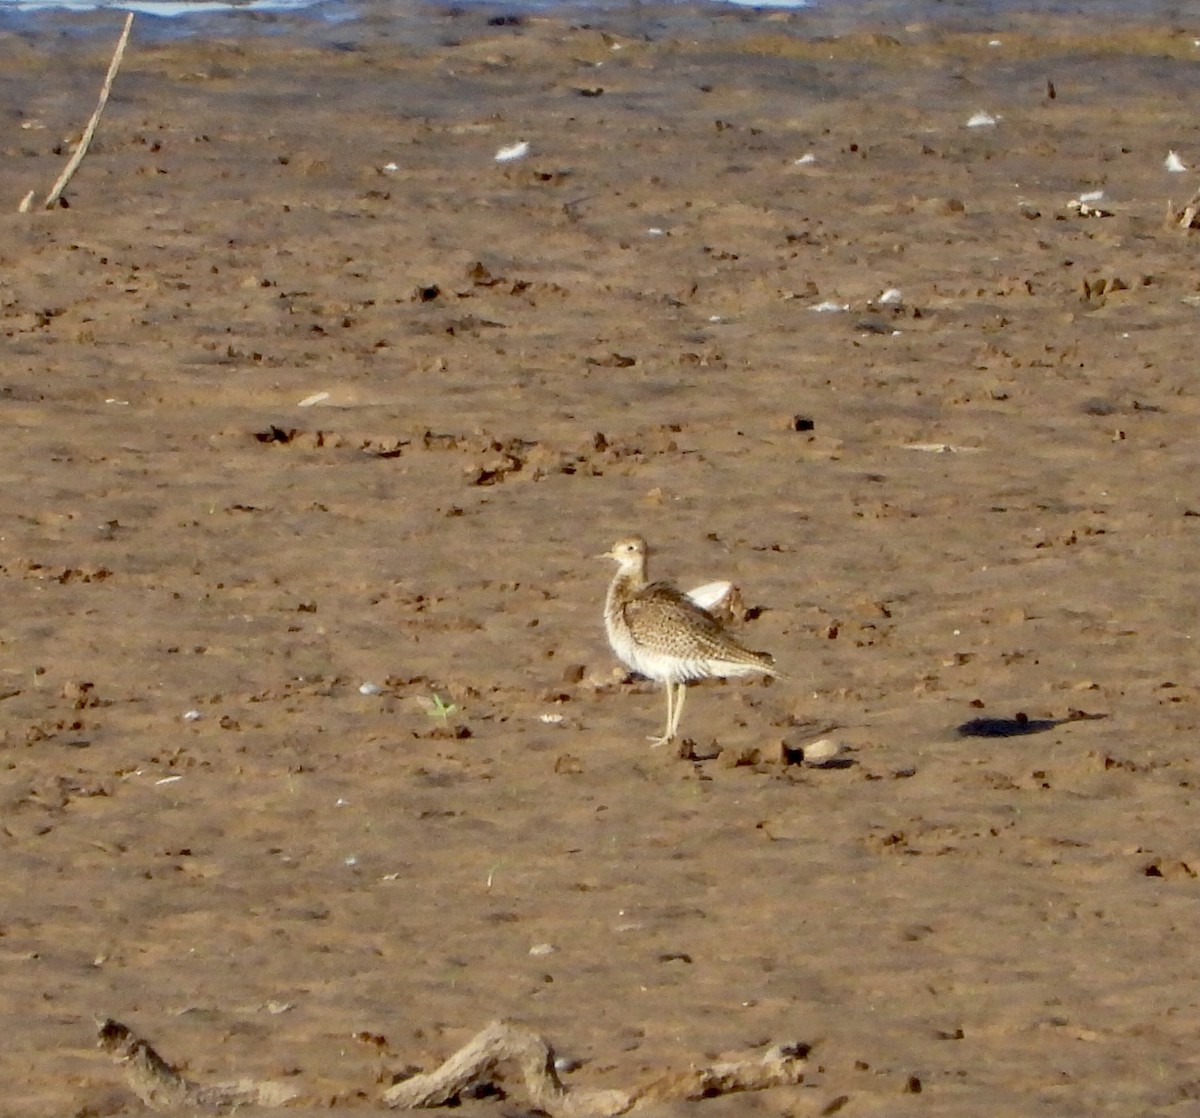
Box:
[601, 536, 778, 747]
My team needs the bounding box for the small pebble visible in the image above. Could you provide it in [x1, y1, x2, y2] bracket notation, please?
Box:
[182, 710, 202, 722]
[359, 681, 384, 696]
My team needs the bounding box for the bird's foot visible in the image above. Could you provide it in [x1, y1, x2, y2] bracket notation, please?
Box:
[646, 733, 674, 748]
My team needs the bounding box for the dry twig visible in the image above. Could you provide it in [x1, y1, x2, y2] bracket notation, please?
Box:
[31, 11, 134, 211]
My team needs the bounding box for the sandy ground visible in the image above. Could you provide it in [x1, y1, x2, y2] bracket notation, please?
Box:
[2, 6, 1200, 1115]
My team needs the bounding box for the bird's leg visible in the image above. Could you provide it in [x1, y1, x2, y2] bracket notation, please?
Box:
[648, 683, 675, 747]
[669, 683, 688, 741]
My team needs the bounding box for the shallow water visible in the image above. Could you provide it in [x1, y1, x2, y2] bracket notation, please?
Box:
[1, 0, 1195, 47]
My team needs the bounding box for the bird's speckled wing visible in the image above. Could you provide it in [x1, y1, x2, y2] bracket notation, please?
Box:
[622, 582, 774, 669]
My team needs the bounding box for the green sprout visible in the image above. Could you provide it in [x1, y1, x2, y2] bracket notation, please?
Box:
[427, 693, 458, 722]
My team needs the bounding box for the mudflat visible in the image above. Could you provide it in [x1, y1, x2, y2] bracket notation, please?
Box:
[2, 7, 1199, 1115]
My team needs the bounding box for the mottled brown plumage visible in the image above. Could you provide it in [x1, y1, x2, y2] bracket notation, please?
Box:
[601, 536, 777, 746]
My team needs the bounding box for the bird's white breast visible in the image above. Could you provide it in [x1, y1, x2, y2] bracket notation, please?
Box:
[605, 611, 716, 684]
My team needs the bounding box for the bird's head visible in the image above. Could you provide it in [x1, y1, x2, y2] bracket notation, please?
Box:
[600, 536, 647, 572]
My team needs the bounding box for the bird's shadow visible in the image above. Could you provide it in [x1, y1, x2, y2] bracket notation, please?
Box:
[956, 710, 1107, 738]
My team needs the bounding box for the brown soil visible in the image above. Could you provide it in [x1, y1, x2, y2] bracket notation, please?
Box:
[2, 7, 1199, 1116]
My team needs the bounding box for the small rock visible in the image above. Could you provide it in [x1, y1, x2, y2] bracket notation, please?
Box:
[802, 738, 844, 766]
[719, 743, 768, 768]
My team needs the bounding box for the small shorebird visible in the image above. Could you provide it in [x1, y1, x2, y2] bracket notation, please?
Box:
[601, 536, 777, 747]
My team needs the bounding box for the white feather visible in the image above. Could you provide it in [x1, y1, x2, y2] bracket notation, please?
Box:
[495, 141, 530, 163]
[685, 580, 733, 610]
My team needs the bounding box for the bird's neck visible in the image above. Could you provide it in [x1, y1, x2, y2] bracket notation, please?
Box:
[605, 561, 646, 620]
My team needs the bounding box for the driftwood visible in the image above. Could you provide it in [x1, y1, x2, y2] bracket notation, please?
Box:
[1167, 190, 1200, 230]
[96, 1019, 302, 1111]
[96, 1017, 809, 1116]
[381, 1020, 630, 1116]
[20, 12, 134, 212]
